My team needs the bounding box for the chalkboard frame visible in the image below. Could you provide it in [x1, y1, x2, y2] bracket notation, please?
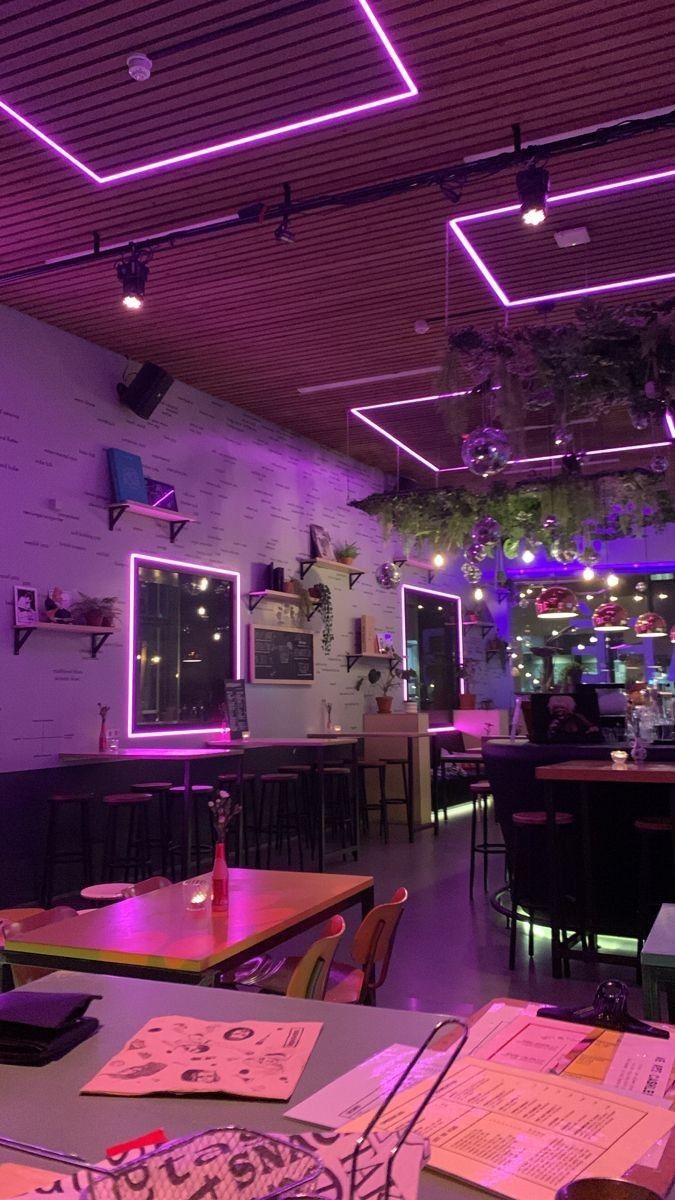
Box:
[249, 624, 316, 685]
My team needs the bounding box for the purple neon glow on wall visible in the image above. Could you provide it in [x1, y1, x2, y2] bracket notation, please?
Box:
[0, 0, 417, 184]
[449, 165, 675, 307]
[665, 409, 675, 441]
[127, 552, 241, 739]
[351, 393, 668, 476]
[401, 583, 464, 698]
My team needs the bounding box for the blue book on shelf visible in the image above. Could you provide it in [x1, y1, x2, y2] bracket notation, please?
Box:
[107, 448, 148, 503]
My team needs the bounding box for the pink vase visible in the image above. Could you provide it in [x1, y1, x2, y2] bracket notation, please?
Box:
[98, 717, 108, 752]
[212, 841, 228, 911]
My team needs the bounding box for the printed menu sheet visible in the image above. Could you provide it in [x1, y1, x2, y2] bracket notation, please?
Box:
[81, 1015, 322, 1101]
[341, 1055, 675, 1200]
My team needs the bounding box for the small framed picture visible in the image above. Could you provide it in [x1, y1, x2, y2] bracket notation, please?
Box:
[310, 524, 335, 561]
[14, 586, 38, 626]
[145, 477, 178, 511]
[376, 630, 395, 654]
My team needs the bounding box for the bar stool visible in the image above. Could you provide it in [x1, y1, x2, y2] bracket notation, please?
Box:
[130, 782, 173, 875]
[168, 784, 214, 873]
[379, 758, 414, 843]
[259, 774, 303, 869]
[508, 809, 574, 971]
[217, 772, 258, 865]
[101, 793, 152, 883]
[322, 766, 356, 857]
[81, 881, 129, 905]
[469, 780, 505, 900]
[356, 762, 387, 839]
[278, 765, 315, 852]
[41, 793, 94, 906]
[635, 817, 674, 955]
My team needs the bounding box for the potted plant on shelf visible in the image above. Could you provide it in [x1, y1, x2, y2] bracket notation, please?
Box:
[335, 542, 359, 566]
[74, 594, 121, 627]
[355, 650, 417, 714]
[307, 582, 334, 653]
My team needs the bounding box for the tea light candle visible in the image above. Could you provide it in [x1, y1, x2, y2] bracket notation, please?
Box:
[332, 724, 342, 733]
[611, 750, 628, 766]
[183, 878, 209, 910]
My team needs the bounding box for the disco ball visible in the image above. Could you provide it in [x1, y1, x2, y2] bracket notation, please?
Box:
[634, 580, 648, 595]
[580, 545, 600, 567]
[629, 406, 650, 431]
[375, 562, 401, 589]
[551, 536, 578, 564]
[465, 541, 488, 564]
[461, 562, 483, 584]
[472, 516, 501, 543]
[553, 426, 573, 449]
[461, 425, 512, 477]
[650, 454, 668, 473]
[542, 514, 558, 530]
[561, 451, 584, 475]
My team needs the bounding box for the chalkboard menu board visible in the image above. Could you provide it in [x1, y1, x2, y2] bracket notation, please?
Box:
[224, 679, 249, 737]
[249, 625, 315, 684]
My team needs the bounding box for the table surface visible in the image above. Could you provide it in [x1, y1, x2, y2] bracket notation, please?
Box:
[205, 736, 358, 749]
[642, 903, 675, 966]
[536, 758, 675, 783]
[1, 975, 673, 1200]
[4, 869, 373, 974]
[0, 972, 472, 1200]
[59, 748, 243, 763]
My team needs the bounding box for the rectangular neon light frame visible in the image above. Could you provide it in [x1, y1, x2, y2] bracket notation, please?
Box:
[401, 583, 464, 698]
[0, 0, 416, 184]
[351, 393, 669, 475]
[128, 552, 241, 739]
[449, 165, 675, 307]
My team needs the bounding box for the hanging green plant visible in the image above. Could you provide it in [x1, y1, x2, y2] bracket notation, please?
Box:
[312, 583, 334, 654]
[350, 467, 675, 559]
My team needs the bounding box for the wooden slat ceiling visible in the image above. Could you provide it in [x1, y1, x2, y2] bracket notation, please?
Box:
[0, 0, 673, 485]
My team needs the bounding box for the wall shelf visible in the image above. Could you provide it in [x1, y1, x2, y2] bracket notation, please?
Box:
[108, 501, 196, 543]
[246, 589, 318, 618]
[297, 558, 364, 589]
[13, 622, 113, 658]
[346, 653, 394, 673]
[392, 558, 437, 583]
[463, 621, 496, 636]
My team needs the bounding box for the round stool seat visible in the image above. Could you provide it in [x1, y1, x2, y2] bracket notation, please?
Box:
[50, 792, 95, 803]
[380, 757, 407, 766]
[358, 760, 383, 768]
[131, 781, 172, 792]
[513, 810, 573, 827]
[169, 784, 213, 794]
[278, 764, 314, 772]
[470, 780, 491, 794]
[260, 772, 298, 783]
[323, 766, 351, 776]
[635, 817, 673, 833]
[218, 773, 256, 783]
[104, 792, 152, 805]
[81, 882, 128, 902]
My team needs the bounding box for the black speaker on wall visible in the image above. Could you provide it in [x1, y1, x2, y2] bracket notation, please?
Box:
[117, 362, 173, 420]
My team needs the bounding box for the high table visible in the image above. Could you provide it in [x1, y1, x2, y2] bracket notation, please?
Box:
[59, 748, 242, 879]
[206, 737, 359, 870]
[3, 868, 374, 985]
[536, 759, 675, 977]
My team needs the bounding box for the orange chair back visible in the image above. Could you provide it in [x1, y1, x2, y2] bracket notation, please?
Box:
[5, 906, 79, 988]
[121, 876, 172, 898]
[286, 915, 346, 1001]
[351, 887, 407, 1003]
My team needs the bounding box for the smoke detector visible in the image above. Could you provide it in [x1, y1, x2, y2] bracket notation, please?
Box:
[554, 226, 590, 248]
[127, 53, 153, 82]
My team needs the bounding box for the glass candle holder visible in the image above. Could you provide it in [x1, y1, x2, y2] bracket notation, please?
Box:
[610, 750, 628, 766]
[183, 877, 210, 911]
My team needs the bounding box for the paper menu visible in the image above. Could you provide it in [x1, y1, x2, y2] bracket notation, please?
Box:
[340, 1055, 675, 1200]
[81, 1015, 322, 1102]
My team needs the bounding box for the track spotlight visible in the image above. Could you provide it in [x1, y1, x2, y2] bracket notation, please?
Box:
[274, 180, 295, 245]
[516, 163, 549, 226]
[116, 244, 152, 310]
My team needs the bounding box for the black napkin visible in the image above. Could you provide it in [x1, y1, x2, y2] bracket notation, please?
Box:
[0, 990, 101, 1065]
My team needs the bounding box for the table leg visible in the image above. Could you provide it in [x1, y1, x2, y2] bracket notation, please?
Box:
[545, 783, 563, 979]
[361, 883, 375, 919]
[406, 736, 415, 843]
[431, 738, 439, 837]
[579, 782, 597, 955]
[642, 965, 661, 1022]
[317, 747, 326, 873]
[351, 740, 359, 861]
[181, 760, 192, 880]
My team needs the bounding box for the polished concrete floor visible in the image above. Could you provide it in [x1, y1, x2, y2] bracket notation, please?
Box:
[279, 799, 645, 1018]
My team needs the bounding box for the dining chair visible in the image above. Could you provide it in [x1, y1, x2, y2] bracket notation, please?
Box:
[3, 906, 79, 988]
[285, 915, 346, 1000]
[121, 875, 172, 898]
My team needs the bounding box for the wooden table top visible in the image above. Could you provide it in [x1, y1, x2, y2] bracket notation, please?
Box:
[59, 748, 242, 763]
[536, 758, 675, 783]
[206, 736, 358, 749]
[4, 869, 373, 974]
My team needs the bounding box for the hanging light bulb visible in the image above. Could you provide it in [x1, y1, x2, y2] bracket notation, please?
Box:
[582, 566, 595, 582]
[516, 163, 549, 226]
[473, 586, 484, 601]
[432, 552, 446, 569]
[606, 573, 620, 589]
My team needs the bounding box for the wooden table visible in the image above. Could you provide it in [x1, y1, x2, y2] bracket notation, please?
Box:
[59, 748, 243, 878]
[3, 868, 374, 985]
[536, 758, 675, 976]
[206, 737, 359, 870]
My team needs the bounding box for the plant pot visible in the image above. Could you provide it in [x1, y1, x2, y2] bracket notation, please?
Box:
[308, 585, 322, 599]
[86, 609, 103, 626]
[376, 696, 393, 714]
[337, 557, 354, 567]
[459, 693, 476, 710]
[101, 615, 113, 628]
[283, 581, 296, 594]
[403, 700, 418, 713]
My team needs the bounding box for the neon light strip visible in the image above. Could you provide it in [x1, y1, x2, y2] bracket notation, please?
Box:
[0, 0, 416, 184]
[128, 552, 241, 739]
[351, 392, 668, 475]
[665, 409, 675, 440]
[449, 165, 675, 307]
[401, 583, 464, 698]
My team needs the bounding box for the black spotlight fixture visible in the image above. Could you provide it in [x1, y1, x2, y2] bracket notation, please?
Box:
[274, 181, 295, 245]
[516, 162, 549, 226]
[116, 243, 152, 310]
